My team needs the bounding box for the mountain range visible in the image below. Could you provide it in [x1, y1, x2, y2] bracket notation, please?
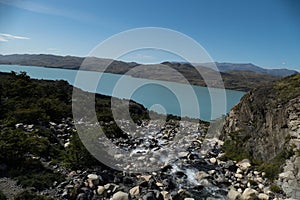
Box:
[0, 54, 298, 91]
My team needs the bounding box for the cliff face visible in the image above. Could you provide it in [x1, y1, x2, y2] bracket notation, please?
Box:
[221, 74, 300, 198]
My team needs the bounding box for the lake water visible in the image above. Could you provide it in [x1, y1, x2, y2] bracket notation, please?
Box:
[0, 65, 245, 121]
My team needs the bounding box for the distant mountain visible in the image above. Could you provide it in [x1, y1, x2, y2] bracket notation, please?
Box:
[0, 54, 290, 91]
[213, 62, 298, 77]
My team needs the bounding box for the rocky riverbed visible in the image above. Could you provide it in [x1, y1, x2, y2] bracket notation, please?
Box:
[0, 118, 292, 200]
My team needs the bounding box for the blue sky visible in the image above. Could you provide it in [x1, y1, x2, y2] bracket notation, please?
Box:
[0, 0, 299, 70]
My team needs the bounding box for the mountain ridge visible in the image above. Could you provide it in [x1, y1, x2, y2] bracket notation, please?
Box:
[0, 54, 296, 92]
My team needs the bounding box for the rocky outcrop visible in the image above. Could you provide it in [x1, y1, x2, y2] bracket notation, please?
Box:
[221, 74, 300, 198]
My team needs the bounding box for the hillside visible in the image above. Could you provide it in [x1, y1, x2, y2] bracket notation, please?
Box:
[220, 74, 300, 198]
[0, 54, 286, 91]
[213, 62, 298, 77]
[0, 71, 149, 199]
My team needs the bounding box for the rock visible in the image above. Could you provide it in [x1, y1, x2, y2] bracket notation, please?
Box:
[97, 186, 105, 195]
[224, 160, 237, 172]
[112, 191, 129, 200]
[143, 191, 156, 200]
[237, 159, 251, 171]
[209, 157, 217, 164]
[279, 171, 295, 180]
[258, 193, 269, 200]
[254, 171, 260, 175]
[256, 177, 263, 183]
[258, 183, 264, 190]
[76, 193, 87, 200]
[208, 170, 216, 175]
[241, 188, 257, 200]
[196, 171, 210, 180]
[227, 187, 241, 200]
[87, 174, 98, 180]
[184, 198, 194, 200]
[161, 191, 172, 200]
[236, 168, 243, 174]
[235, 173, 243, 179]
[178, 151, 189, 158]
[129, 186, 140, 196]
[140, 175, 152, 182]
[156, 182, 164, 187]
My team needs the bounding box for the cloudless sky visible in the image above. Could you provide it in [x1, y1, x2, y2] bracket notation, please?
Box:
[0, 0, 299, 70]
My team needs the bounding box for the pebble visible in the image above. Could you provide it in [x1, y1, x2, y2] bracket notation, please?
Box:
[209, 157, 217, 164]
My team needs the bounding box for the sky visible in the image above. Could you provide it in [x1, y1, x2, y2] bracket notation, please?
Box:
[0, 0, 299, 70]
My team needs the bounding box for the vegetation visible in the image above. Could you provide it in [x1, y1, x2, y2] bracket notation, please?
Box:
[0, 71, 150, 193]
[274, 73, 300, 102]
[221, 131, 252, 162]
[258, 148, 294, 180]
[222, 74, 300, 182]
[0, 191, 6, 200]
[15, 190, 54, 200]
[270, 183, 284, 194]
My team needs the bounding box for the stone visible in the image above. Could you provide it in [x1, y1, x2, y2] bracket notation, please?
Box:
[87, 174, 98, 180]
[161, 191, 172, 200]
[258, 183, 264, 190]
[227, 187, 241, 200]
[129, 186, 140, 196]
[143, 191, 156, 200]
[241, 188, 257, 200]
[178, 151, 189, 158]
[258, 193, 269, 200]
[140, 175, 152, 182]
[224, 160, 237, 172]
[64, 142, 70, 148]
[256, 177, 263, 183]
[184, 198, 195, 200]
[254, 171, 260, 175]
[235, 173, 243, 179]
[111, 191, 129, 200]
[156, 182, 164, 187]
[209, 157, 217, 164]
[77, 193, 87, 200]
[97, 186, 105, 195]
[114, 154, 123, 159]
[279, 171, 294, 180]
[238, 159, 251, 171]
[236, 168, 243, 174]
[196, 171, 210, 180]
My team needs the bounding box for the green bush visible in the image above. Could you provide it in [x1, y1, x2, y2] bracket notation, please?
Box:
[15, 190, 53, 200]
[259, 149, 293, 180]
[270, 184, 283, 194]
[0, 190, 6, 200]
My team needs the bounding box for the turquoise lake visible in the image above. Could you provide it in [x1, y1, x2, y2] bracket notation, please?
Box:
[0, 65, 245, 121]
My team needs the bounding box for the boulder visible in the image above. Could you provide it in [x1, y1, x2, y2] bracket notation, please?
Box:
[112, 191, 129, 200]
[97, 186, 105, 195]
[196, 171, 210, 181]
[237, 159, 251, 171]
[129, 186, 140, 197]
[258, 193, 269, 200]
[241, 188, 258, 200]
[227, 187, 241, 200]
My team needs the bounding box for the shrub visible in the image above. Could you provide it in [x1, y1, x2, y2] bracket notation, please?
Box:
[270, 184, 284, 194]
[0, 190, 6, 200]
[15, 190, 53, 200]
